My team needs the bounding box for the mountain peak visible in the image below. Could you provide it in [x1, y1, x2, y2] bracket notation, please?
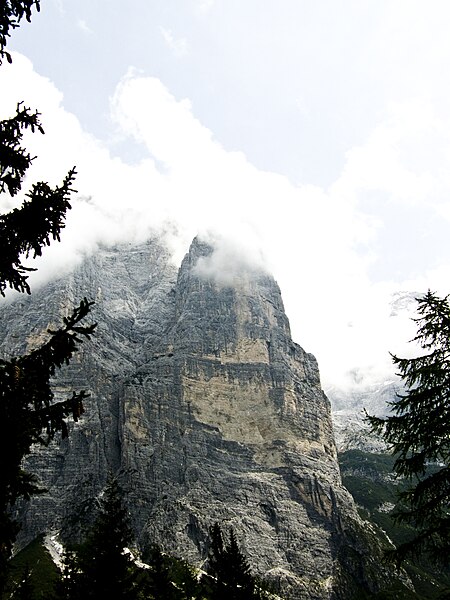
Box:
[1, 237, 408, 599]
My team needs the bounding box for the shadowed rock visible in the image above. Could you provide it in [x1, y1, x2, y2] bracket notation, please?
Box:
[0, 236, 411, 599]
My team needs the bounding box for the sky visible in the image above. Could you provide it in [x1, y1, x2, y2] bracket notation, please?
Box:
[1, 0, 450, 396]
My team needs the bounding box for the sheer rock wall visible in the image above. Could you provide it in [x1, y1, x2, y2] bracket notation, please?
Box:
[0, 237, 402, 599]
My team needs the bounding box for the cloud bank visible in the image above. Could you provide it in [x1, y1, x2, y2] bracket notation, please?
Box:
[1, 52, 449, 393]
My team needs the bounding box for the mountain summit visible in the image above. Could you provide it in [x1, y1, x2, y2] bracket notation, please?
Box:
[0, 236, 410, 598]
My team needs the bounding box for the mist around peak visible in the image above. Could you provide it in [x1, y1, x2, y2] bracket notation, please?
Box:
[190, 231, 269, 288]
[1, 52, 450, 399]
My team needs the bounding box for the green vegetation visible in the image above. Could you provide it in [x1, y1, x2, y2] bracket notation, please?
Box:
[0, 2, 95, 592]
[140, 546, 205, 600]
[366, 291, 450, 566]
[2, 4, 449, 600]
[203, 522, 270, 600]
[340, 449, 450, 599]
[58, 477, 138, 599]
[3, 514, 275, 599]
[1, 534, 60, 599]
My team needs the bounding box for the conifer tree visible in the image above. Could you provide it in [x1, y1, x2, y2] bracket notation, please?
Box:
[205, 523, 265, 600]
[139, 545, 205, 600]
[0, 1, 40, 65]
[0, 2, 95, 591]
[59, 477, 138, 600]
[206, 522, 225, 587]
[144, 545, 178, 600]
[10, 565, 33, 600]
[367, 290, 450, 565]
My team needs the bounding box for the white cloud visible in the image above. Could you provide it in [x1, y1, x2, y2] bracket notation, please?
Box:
[332, 99, 449, 209]
[77, 19, 93, 35]
[196, 0, 214, 14]
[106, 70, 416, 390]
[159, 27, 189, 58]
[193, 231, 268, 287]
[1, 52, 449, 396]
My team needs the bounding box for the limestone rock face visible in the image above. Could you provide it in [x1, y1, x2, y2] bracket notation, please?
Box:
[329, 383, 397, 453]
[0, 236, 399, 599]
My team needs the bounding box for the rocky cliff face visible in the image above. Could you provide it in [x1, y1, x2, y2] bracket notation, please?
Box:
[0, 236, 407, 599]
[329, 382, 397, 453]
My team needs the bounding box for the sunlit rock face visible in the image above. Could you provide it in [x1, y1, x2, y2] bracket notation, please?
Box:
[0, 236, 400, 599]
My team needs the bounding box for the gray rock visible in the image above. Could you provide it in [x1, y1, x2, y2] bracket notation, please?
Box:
[0, 236, 410, 599]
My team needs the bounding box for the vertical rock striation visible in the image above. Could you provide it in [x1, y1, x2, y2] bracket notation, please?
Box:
[0, 236, 406, 599]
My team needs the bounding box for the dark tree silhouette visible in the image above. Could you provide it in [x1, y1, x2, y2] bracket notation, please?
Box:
[205, 523, 265, 599]
[138, 544, 205, 600]
[8, 564, 33, 600]
[58, 477, 138, 600]
[0, 104, 77, 296]
[144, 545, 178, 600]
[0, 2, 95, 592]
[0, 298, 95, 583]
[367, 290, 450, 566]
[0, 1, 40, 65]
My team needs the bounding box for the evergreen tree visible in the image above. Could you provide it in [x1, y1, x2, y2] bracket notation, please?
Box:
[367, 290, 450, 566]
[0, 297, 94, 591]
[167, 555, 203, 600]
[0, 2, 95, 591]
[10, 565, 33, 600]
[0, 1, 40, 65]
[204, 523, 265, 600]
[59, 477, 139, 600]
[139, 545, 204, 600]
[206, 522, 225, 588]
[143, 545, 178, 600]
